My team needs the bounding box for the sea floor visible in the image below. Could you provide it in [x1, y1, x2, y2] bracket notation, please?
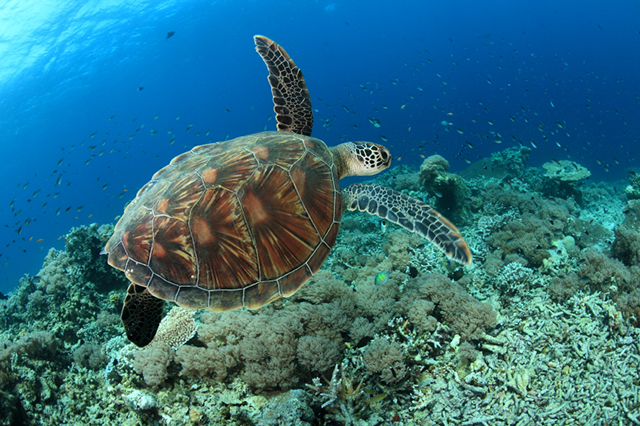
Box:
[1, 149, 640, 425]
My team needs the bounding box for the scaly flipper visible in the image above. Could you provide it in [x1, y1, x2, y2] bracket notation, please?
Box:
[342, 183, 472, 265]
[254, 35, 314, 136]
[121, 282, 165, 347]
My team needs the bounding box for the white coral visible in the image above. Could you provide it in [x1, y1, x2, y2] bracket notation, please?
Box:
[151, 306, 198, 350]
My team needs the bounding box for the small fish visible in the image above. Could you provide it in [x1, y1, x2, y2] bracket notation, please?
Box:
[381, 220, 387, 233]
[138, 87, 144, 91]
[166, 31, 175, 40]
[374, 271, 391, 285]
[368, 117, 381, 128]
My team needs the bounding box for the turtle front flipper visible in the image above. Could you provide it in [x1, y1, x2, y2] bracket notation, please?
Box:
[121, 282, 165, 347]
[254, 35, 314, 136]
[343, 183, 472, 265]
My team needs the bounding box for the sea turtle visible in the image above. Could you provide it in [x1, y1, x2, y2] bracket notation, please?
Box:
[104, 35, 472, 347]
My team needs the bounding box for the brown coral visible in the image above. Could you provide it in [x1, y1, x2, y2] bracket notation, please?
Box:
[133, 341, 174, 387]
[363, 338, 406, 384]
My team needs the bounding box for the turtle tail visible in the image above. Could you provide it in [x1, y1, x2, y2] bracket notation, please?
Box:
[121, 282, 165, 347]
[342, 183, 472, 266]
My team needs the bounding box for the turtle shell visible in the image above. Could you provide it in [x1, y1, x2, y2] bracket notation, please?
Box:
[105, 131, 341, 311]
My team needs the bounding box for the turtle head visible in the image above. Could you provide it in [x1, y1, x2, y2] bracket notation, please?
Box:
[335, 141, 392, 178]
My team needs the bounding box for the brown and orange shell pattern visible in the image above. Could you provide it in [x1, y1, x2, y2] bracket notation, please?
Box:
[105, 131, 341, 311]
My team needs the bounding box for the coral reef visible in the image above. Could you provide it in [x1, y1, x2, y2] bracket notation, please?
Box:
[625, 172, 640, 199]
[622, 199, 640, 229]
[1, 150, 640, 425]
[460, 146, 532, 181]
[542, 159, 591, 182]
[418, 155, 471, 224]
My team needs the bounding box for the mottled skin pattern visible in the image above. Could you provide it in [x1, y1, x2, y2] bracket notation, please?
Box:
[342, 184, 471, 263]
[105, 35, 471, 347]
[254, 36, 314, 136]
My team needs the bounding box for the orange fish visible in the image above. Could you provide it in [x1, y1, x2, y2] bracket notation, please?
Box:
[36, 239, 43, 243]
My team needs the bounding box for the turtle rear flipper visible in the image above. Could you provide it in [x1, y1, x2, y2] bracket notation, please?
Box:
[343, 183, 472, 266]
[121, 283, 165, 347]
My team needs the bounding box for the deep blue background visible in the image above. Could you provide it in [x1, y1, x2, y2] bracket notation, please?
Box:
[1, 0, 639, 293]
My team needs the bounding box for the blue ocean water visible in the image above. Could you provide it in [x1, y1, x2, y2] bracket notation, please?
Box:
[0, 0, 638, 294]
